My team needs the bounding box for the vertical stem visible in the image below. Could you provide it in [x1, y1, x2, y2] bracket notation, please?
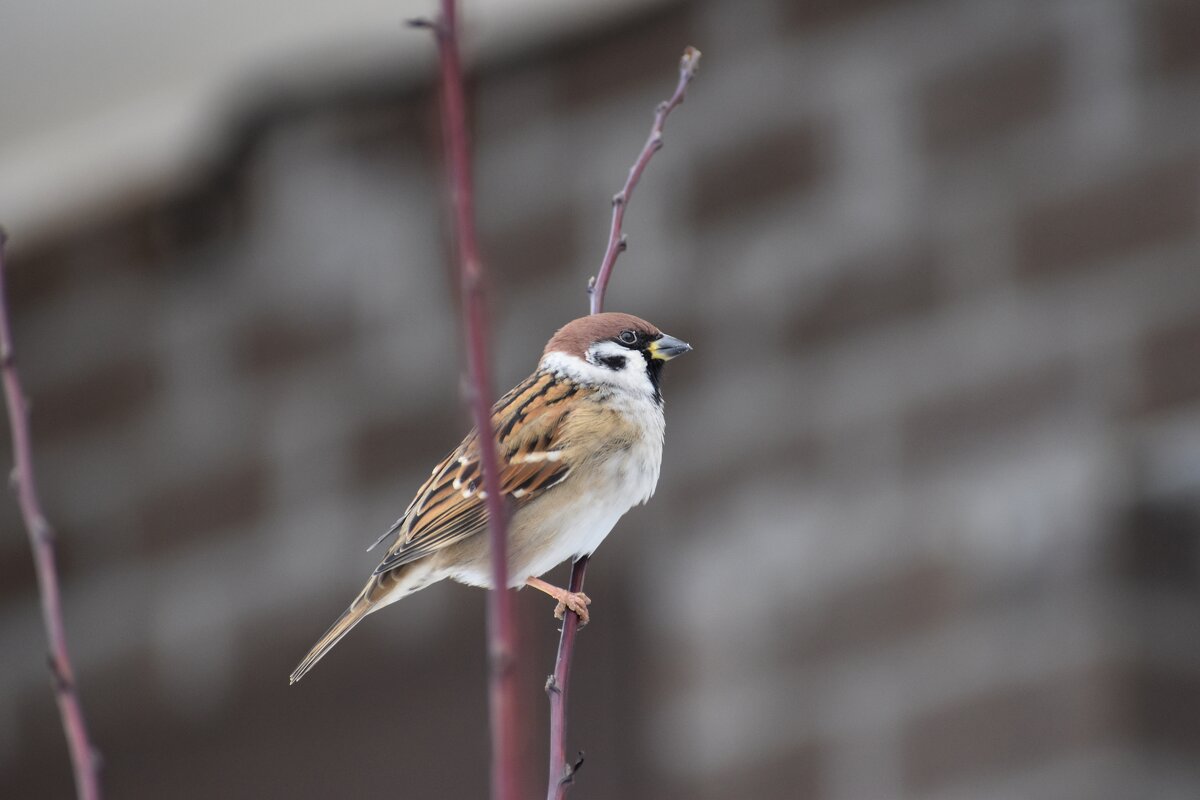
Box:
[548, 46, 701, 799]
[427, 5, 522, 800]
[545, 557, 587, 798]
[0, 231, 102, 800]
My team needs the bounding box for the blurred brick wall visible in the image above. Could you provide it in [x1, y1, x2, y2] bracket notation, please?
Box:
[4, 0, 1200, 798]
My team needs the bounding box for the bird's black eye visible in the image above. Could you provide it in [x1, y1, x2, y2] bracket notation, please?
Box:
[618, 330, 638, 346]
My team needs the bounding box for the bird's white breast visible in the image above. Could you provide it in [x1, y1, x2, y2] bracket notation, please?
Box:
[519, 356, 666, 579]
[519, 418, 662, 579]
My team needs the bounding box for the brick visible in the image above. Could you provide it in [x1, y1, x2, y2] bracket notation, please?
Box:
[550, 3, 697, 111]
[142, 176, 246, 259]
[348, 403, 464, 488]
[222, 609, 496, 799]
[660, 743, 825, 800]
[322, 91, 429, 157]
[10, 679, 80, 797]
[472, 56, 551, 143]
[4, 247, 77, 312]
[480, 203, 580, 290]
[136, 459, 269, 552]
[1142, 0, 1200, 77]
[901, 361, 1075, 467]
[920, 38, 1065, 153]
[1017, 158, 1200, 278]
[4, 216, 166, 313]
[232, 304, 357, 375]
[787, 560, 959, 663]
[1136, 313, 1200, 414]
[8, 623, 456, 798]
[688, 122, 826, 227]
[0, 537, 37, 603]
[667, 431, 824, 508]
[0, 520, 87, 604]
[1127, 665, 1200, 754]
[902, 668, 1122, 793]
[786, 243, 942, 351]
[781, 0, 919, 33]
[30, 355, 161, 445]
[1111, 500, 1200, 589]
[59, 204, 214, 280]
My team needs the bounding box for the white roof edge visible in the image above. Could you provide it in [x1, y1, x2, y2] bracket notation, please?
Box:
[0, 0, 675, 254]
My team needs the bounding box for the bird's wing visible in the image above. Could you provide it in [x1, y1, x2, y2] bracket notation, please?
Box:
[372, 370, 581, 574]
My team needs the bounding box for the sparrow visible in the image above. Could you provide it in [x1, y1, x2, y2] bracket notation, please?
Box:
[290, 312, 691, 683]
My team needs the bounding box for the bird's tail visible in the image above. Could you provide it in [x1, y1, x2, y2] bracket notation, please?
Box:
[290, 568, 418, 684]
[290, 595, 371, 684]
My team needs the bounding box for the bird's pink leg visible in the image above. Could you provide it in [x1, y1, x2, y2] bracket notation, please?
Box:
[525, 576, 592, 625]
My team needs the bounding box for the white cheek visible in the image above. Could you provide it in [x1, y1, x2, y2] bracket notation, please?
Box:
[611, 353, 654, 397]
[545, 343, 655, 399]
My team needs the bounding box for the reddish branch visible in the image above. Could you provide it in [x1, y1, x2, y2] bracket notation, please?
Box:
[422, 4, 522, 800]
[0, 231, 102, 800]
[589, 46, 702, 316]
[546, 46, 701, 800]
[543, 558, 588, 796]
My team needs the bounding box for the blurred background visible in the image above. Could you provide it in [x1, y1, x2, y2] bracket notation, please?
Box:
[3, 0, 1200, 797]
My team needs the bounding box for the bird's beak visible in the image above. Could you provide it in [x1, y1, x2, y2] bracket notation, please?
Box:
[648, 333, 692, 361]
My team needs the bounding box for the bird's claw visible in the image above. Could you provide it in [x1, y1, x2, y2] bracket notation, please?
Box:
[553, 591, 592, 626]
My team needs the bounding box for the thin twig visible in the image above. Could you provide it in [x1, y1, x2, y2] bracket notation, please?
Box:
[544, 556, 588, 796]
[423, 5, 523, 800]
[589, 46, 701, 315]
[0, 230, 102, 800]
[548, 46, 701, 800]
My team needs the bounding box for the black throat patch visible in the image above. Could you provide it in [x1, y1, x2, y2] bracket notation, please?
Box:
[645, 356, 664, 405]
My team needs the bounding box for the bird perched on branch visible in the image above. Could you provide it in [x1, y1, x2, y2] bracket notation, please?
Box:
[290, 312, 690, 683]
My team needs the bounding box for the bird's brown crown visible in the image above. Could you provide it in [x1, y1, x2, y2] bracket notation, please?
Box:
[543, 313, 661, 359]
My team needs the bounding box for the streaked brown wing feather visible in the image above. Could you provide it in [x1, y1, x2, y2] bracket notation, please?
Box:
[372, 371, 578, 574]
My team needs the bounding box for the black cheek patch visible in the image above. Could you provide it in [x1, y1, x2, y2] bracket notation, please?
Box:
[599, 355, 627, 370]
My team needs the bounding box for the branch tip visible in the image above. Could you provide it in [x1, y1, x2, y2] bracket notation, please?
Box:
[680, 46, 702, 77]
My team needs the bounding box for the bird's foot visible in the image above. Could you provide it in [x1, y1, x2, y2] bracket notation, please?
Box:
[525, 576, 592, 626]
[553, 591, 592, 626]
